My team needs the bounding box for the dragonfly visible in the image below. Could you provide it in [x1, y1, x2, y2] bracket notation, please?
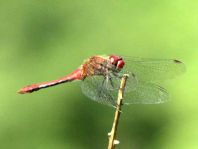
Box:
[18, 55, 185, 107]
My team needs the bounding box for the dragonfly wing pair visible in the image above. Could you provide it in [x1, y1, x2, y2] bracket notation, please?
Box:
[81, 58, 185, 107]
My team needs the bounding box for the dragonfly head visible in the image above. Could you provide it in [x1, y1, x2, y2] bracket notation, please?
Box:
[109, 55, 125, 71]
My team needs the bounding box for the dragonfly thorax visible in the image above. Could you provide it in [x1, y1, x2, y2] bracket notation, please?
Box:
[82, 55, 124, 77]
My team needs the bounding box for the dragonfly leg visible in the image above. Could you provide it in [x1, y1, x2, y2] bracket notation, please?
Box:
[112, 72, 122, 78]
[96, 76, 117, 107]
[109, 77, 114, 88]
[105, 73, 116, 89]
[97, 77, 106, 98]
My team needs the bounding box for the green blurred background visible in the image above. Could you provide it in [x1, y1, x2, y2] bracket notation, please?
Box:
[0, 0, 197, 149]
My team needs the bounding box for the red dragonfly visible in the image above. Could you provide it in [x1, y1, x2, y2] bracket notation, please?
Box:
[18, 55, 185, 106]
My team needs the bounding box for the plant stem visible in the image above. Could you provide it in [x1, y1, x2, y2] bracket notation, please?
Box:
[107, 74, 129, 149]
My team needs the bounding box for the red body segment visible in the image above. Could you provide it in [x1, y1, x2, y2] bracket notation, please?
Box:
[18, 55, 124, 94]
[18, 68, 83, 94]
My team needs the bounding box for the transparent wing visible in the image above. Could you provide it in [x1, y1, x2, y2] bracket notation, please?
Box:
[81, 76, 117, 107]
[123, 57, 186, 82]
[80, 73, 138, 107]
[124, 81, 169, 104]
[103, 72, 138, 91]
[81, 75, 168, 105]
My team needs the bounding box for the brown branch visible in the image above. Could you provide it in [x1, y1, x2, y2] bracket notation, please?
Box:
[107, 74, 129, 149]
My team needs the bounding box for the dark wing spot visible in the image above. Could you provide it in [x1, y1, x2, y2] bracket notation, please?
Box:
[174, 59, 182, 63]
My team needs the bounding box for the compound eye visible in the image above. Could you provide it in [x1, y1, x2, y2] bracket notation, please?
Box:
[117, 60, 125, 69]
[110, 56, 119, 65]
[110, 57, 116, 64]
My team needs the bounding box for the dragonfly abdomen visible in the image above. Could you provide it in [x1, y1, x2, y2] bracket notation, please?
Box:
[18, 68, 83, 94]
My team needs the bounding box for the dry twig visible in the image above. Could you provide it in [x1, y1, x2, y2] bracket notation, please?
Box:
[107, 74, 129, 149]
